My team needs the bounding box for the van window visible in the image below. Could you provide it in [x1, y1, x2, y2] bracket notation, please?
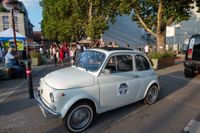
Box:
[192, 37, 200, 60]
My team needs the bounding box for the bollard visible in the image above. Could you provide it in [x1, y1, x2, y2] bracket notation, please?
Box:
[26, 60, 34, 99]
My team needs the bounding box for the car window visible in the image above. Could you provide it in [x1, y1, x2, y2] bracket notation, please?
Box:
[135, 55, 150, 71]
[105, 55, 133, 73]
[192, 37, 200, 60]
[75, 50, 105, 71]
[194, 37, 200, 45]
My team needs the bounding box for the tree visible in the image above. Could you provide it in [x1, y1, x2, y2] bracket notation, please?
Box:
[119, 0, 200, 53]
[40, 0, 119, 42]
[40, 0, 86, 42]
[84, 0, 120, 40]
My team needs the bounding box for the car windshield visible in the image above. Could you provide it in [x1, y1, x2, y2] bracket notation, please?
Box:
[74, 50, 106, 72]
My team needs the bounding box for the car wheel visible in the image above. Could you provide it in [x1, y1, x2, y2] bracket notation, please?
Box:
[184, 68, 195, 78]
[63, 102, 94, 133]
[144, 85, 159, 105]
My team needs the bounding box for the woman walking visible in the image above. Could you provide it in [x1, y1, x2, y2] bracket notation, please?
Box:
[59, 45, 65, 64]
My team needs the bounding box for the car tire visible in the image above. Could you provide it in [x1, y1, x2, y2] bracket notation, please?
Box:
[63, 102, 94, 133]
[184, 68, 195, 78]
[144, 85, 159, 105]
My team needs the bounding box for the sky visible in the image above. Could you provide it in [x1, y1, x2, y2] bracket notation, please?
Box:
[18, 0, 42, 31]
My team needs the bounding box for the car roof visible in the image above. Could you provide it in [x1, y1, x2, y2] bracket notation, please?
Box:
[191, 34, 200, 38]
[88, 47, 144, 55]
[98, 47, 133, 51]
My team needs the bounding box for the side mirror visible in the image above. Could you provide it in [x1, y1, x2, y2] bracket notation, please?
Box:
[102, 69, 111, 75]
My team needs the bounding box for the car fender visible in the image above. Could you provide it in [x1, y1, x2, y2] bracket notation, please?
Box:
[60, 94, 100, 118]
[143, 80, 160, 98]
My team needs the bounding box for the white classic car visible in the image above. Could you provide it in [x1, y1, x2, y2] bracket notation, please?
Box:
[35, 47, 160, 132]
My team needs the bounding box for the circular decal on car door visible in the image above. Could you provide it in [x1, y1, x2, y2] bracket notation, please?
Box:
[117, 82, 129, 96]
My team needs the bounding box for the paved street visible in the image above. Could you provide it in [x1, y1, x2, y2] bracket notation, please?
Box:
[0, 64, 199, 133]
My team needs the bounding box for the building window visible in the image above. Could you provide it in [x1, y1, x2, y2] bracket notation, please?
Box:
[2, 16, 9, 24]
[14, 16, 18, 24]
[15, 24, 19, 32]
[2, 16, 10, 30]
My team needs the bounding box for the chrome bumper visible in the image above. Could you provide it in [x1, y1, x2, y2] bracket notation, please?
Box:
[34, 91, 61, 118]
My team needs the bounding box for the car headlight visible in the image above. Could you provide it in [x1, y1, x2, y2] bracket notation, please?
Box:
[49, 92, 54, 103]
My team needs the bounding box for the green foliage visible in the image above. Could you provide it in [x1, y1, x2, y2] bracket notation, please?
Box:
[119, 0, 196, 30]
[40, 0, 119, 42]
[118, 0, 200, 53]
[86, 16, 109, 40]
[149, 52, 176, 59]
[0, 5, 9, 12]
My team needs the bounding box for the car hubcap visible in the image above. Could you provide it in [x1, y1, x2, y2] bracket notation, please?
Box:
[147, 86, 158, 103]
[70, 107, 91, 130]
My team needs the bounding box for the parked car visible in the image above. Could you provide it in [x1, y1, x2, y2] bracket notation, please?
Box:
[184, 34, 200, 77]
[35, 47, 160, 132]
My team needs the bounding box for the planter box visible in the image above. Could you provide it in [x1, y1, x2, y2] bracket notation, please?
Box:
[151, 58, 175, 69]
[31, 58, 41, 66]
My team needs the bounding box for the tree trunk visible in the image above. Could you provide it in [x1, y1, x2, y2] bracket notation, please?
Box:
[156, 0, 166, 53]
[156, 30, 166, 53]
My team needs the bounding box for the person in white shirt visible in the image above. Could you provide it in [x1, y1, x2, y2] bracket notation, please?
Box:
[144, 44, 150, 55]
[39, 47, 44, 55]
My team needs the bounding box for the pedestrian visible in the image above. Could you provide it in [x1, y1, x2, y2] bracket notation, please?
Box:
[74, 44, 83, 61]
[144, 44, 150, 55]
[39, 46, 44, 55]
[61, 42, 68, 62]
[112, 42, 117, 47]
[100, 41, 107, 48]
[5, 47, 22, 77]
[126, 44, 130, 48]
[52, 43, 57, 65]
[49, 44, 53, 63]
[69, 46, 75, 65]
[56, 45, 60, 64]
[59, 45, 65, 64]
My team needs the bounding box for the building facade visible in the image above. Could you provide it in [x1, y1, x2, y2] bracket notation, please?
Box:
[0, 1, 33, 39]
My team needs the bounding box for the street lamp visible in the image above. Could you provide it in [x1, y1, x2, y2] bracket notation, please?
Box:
[2, 0, 18, 51]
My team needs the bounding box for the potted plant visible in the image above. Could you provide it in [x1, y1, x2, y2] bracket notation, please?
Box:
[149, 52, 176, 69]
[30, 50, 42, 66]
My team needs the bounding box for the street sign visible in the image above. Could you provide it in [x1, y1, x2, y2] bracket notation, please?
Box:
[166, 26, 175, 37]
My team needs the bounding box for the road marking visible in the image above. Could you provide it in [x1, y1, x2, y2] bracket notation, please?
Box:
[184, 120, 200, 133]
[0, 80, 26, 104]
[0, 65, 46, 104]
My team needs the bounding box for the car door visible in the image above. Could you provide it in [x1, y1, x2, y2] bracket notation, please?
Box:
[133, 54, 156, 100]
[98, 54, 139, 111]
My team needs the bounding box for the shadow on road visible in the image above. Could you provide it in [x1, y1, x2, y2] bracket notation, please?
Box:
[0, 97, 37, 116]
[158, 70, 190, 100]
[45, 125, 66, 133]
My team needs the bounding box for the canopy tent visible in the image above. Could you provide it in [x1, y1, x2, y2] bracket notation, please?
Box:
[0, 28, 26, 41]
[78, 39, 92, 44]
